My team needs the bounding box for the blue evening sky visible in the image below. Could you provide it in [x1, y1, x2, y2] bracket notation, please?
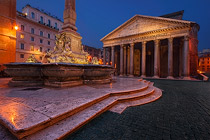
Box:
[17, 0, 210, 51]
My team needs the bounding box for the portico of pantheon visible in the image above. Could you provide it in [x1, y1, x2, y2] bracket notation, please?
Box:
[101, 11, 200, 80]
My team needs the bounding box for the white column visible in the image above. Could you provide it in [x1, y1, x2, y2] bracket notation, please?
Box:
[127, 47, 130, 75]
[123, 45, 127, 76]
[167, 38, 174, 79]
[103, 47, 106, 65]
[183, 36, 191, 80]
[141, 41, 146, 77]
[129, 43, 134, 77]
[153, 40, 160, 78]
[120, 45, 124, 76]
[107, 48, 111, 65]
[111, 46, 115, 68]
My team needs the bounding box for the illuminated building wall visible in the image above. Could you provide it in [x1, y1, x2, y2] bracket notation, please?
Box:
[16, 5, 63, 62]
[83, 45, 101, 59]
[198, 53, 210, 73]
[0, 0, 17, 71]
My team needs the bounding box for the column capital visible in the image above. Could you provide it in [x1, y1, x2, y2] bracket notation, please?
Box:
[184, 35, 189, 41]
[154, 40, 160, 46]
[120, 44, 125, 48]
[130, 43, 135, 47]
[111, 46, 115, 50]
[142, 41, 147, 45]
[168, 37, 174, 43]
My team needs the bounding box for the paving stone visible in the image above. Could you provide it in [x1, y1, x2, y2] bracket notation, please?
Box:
[65, 79, 210, 140]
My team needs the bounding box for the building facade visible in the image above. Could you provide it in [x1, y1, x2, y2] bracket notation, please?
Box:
[0, 0, 16, 72]
[83, 45, 101, 59]
[198, 53, 210, 73]
[101, 12, 199, 80]
[16, 5, 63, 62]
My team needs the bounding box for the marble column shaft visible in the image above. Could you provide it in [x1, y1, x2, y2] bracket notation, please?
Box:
[120, 45, 124, 76]
[154, 40, 160, 78]
[123, 46, 127, 75]
[111, 46, 115, 67]
[141, 42, 146, 77]
[130, 43, 134, 76]
[183, 36, 190, 78]
[168, 38, 174, 78]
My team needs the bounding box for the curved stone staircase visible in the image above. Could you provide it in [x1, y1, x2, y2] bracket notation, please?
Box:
[0, 79, 162, 140]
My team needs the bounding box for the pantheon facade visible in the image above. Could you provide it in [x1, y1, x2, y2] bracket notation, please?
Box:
[101, 11, 200, 80]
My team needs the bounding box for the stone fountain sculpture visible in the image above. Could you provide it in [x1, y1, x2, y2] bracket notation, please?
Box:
[46, 33, 89, 64]
[4, 0, 114, 87]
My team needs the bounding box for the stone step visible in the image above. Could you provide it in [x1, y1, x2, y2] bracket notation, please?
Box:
[22, 97, 117, 140]
[109, 87, 162, 114]
[22, 84, 157, 140]
[4, 81, 149, 139]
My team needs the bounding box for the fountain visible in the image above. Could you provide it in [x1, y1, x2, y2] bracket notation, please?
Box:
[4, 0, 114, 87]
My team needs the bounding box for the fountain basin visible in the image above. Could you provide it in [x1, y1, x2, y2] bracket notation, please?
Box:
[4, 63, 43, 87]
[4, 63, 114, 87]
[83, 65, 115, 84]
[42, 63, 84, 87]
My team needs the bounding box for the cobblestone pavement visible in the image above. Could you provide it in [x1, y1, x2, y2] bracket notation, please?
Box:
[66, 79, 210, 140]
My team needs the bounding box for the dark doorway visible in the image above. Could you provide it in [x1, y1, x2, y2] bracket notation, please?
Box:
[115, 46, 120, 75]
[134, 43, 142, 76]
[160, 39, 168, 78]
[146, 41, 154, 77]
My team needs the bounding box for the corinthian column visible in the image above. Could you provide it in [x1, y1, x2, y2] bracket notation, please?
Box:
[153, 40, 160, 78]
[183, 36, 191, 80]
[120, 45, 124, 76]
[123, 45, 127, 75]
[129, 43, 134, 77]
[111, 46, 115, 67]
[167, 38, 174, 79]
[141, 41, 146, 77]
[103, 47, 106, 65]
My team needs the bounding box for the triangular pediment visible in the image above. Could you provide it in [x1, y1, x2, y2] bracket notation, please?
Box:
[101, 15, 192, 41]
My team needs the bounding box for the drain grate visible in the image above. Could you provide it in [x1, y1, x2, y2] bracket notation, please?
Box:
[22, 88, 42, 91]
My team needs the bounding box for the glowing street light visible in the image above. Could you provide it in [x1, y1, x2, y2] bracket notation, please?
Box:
[14, 25, 18, 30]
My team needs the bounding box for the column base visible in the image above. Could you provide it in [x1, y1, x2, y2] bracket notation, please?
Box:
[128, 75, 134, 77]
[141, 75, 146, 78]
[183, 76, 191, 80]
[119, 74, 124, 77]
[153, 75, 160, 79]
[167, 76, 174, 79]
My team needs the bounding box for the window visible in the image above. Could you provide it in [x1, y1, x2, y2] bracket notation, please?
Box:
[48, 41, 50, 45]
[40, 47, 42, 52]
[21, 25, 25, 31]
[55, 23, 57, 29]
[31, 37, 34, 41]
[20, 43, 24, 50]
[40, 16, 44, 24]
[47, 48, 50, 52]
[31, 12, 35, 19]
[48, 33, 50, 39]
[40, 31, 43, 37]
[20, 34, 24, 39]
[31, 28, 34, 34]
[40, 39, 43, 44]
[55, 36, 56, 40]
[30, 45, 34, 51]
[20, 54, 24, 58]
[48, 19, 51, 26]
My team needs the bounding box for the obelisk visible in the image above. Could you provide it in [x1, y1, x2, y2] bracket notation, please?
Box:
[61, 0, 86, 59]
[62, 0, 77, 31]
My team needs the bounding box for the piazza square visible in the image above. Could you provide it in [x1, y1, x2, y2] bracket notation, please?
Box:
[0, 0, 210, 140]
